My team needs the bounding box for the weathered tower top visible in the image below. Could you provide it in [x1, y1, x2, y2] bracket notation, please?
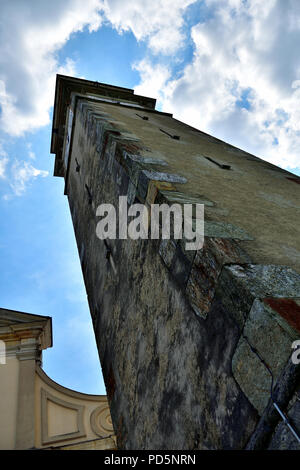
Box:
[51, 74, 157, 177]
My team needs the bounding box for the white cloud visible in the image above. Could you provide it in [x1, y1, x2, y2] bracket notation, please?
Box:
[0, 142, 8, 158]
[0, 158, 8, 179]
[134, 0, 300, 171]
[26, 142, 36, 160]
[0, 142, 8, 178]
[0, 0, 104, 136]
[9, 161, 48, 196]
[101, 0, 195, 54]
[133, 59, 171, 103]
[0, 0, 196, 138]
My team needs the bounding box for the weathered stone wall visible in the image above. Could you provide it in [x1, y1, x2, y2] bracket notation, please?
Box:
[59, 95, 300, 450]
[63, 98, 300, 272]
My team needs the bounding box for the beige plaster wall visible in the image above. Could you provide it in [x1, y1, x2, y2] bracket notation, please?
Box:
[0, 357, 19, 449]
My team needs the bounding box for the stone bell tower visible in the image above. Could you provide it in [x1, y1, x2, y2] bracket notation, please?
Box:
[51, 74, 300, 450]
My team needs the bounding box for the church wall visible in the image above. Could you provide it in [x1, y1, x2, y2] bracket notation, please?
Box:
[0, 356, 19, 449]
[34, 367, 114, 449]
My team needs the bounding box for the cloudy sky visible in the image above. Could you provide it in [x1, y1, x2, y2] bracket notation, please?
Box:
[0, 0, 299, 394]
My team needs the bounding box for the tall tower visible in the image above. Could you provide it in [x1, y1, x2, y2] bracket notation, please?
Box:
[51, 75, 300, 450]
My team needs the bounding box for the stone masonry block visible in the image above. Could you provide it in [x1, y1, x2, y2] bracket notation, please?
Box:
[232, 297, 300, 415]
[159, 239, 177, 269]
[186, 237, 251, 319]
[216, 264, 300, 329]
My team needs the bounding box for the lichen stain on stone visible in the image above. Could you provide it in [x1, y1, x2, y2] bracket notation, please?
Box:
[146, 180, 176, 205]
[263, 298, 300, 335]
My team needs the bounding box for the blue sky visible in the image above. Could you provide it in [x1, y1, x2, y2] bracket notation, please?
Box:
[0, 0, 300, 394]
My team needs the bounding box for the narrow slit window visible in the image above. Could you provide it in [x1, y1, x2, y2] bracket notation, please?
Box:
[159, 128, 180, 140]
[205, 156, 231, 170]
